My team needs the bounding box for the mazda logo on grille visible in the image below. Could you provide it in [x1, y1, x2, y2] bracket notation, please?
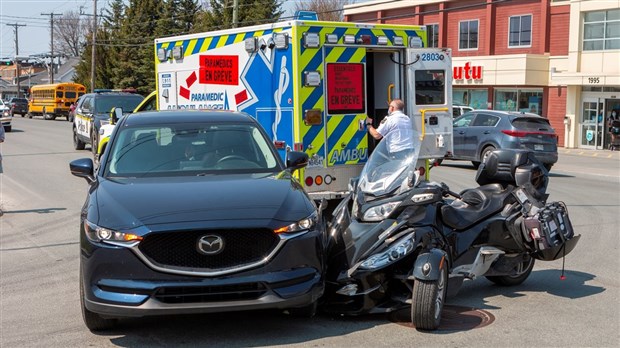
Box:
[197, 235, 224, 255]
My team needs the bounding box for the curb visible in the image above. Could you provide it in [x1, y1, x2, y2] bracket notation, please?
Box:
[559, 149, 620, 159]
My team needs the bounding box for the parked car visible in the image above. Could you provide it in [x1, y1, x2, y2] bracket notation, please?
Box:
[70, 110, 325, 331]
[0, 100, 12, 132]
[446, 110, 558, 170]
[452, 104, 474, 118]
[72, 91, 144, 155]
[8, 97, 29, 116]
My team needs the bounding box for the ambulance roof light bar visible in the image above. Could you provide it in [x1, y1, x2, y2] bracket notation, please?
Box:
[343, 35, 355, 44]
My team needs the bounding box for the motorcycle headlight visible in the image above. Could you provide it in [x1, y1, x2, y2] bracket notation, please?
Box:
[363, 201, 401, 221]
[84, 220, 142, 247]
[359, 232, 415, 270]
[274, 211, 318, 234]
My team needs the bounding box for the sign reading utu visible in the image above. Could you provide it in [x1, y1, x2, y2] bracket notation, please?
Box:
[453, 62, 482, 80]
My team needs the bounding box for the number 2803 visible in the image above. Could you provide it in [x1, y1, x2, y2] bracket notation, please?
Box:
[421, 53, 443, 61]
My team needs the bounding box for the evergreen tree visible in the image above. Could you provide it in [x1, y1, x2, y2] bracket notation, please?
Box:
[195, 0, 283, 32]
[116, 0, 163, 94]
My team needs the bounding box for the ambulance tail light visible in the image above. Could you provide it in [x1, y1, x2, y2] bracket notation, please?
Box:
[274, 140, 286, 149]
[294, 143, 304, 151]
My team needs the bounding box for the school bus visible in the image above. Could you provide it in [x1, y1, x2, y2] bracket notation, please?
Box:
[28, 82, 86, 121]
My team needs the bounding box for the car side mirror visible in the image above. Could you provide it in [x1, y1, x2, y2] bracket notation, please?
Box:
[70, 158, 96, 184]
[110, 107, 123, 124]
[286, 151, 309, 171]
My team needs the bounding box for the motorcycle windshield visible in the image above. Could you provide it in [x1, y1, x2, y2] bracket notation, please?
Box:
[358, 129, 422, 196]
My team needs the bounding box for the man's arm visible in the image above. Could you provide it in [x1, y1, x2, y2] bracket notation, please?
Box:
[366, 117, 382, 140]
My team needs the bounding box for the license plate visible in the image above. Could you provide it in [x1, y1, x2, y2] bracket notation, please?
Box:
[534, 144, 544, 151]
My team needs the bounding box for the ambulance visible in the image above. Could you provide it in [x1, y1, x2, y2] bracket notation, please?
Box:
[154, 18, 453, 200]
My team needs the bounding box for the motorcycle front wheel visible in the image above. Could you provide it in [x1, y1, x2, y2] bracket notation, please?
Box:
[411, 264, 447, 330]
[486, 255, 535, 286]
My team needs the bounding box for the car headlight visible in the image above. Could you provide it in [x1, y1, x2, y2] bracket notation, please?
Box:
[363, 201, 401, 221]
[84, 220, 142, 246]
[274, 211, 318, 234]
[359, 232, 415, 270]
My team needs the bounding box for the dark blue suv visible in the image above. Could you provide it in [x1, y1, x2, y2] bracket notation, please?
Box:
[70, 110, 325, 331]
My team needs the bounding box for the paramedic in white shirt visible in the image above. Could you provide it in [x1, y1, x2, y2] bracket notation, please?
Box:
[366, 99, 414, 157]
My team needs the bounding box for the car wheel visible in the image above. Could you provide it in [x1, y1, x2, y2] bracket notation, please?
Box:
[411, 263, 447, 330]
[73, 127, 86, 150]
[473, 146, 496, 169]
[27, 113, 33, 119]
[486, 255, 535, 286]
[4, 126, 11, 132]
[80, 264, 117, 331]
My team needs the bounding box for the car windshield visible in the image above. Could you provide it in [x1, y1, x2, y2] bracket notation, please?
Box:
[104, 122, 281, 177]
[95, 95, 144, 114]
[357, 130, 422, 197]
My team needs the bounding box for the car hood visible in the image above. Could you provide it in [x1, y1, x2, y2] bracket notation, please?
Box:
[92, 173, 314, 231]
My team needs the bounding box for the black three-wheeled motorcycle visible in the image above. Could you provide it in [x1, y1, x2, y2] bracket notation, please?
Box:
[323, 132, 580, 330]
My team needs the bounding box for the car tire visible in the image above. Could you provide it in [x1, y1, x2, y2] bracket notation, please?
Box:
[27, 113, 33, 119]
[80, 265, 117, 331]
[4, 126, 11, 132]
[73, 127, 86, 150]
[473, 146, 496, 169]
[411, 263, 447, 330]
[486, 255, 535, 286]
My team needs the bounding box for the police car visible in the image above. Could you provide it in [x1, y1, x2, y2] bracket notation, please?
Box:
[72, 90, 144, 155]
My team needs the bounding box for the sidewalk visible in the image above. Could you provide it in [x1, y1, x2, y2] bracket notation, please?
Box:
[559, 147, 620, 160]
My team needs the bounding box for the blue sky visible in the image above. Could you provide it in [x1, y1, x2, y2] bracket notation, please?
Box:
[0, 0, 339, 58]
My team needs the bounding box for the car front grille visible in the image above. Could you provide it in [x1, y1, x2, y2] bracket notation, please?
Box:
[153, 283, 267, 304]
[138, 228, 280, 271]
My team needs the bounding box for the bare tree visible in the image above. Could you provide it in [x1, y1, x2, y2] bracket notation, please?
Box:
[53, 11, 91, 57]
[294, 0, 353, 22]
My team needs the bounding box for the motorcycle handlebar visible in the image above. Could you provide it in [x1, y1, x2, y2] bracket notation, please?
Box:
[441, 182, 461, 199]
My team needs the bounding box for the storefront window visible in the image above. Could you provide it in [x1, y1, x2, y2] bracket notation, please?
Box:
[494, 89, 543, 114]
[453, 89, 488, 109]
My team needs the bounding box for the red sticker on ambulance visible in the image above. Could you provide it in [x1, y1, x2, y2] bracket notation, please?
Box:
[199, 55, 239, 85]
[326, 63, 365, 115]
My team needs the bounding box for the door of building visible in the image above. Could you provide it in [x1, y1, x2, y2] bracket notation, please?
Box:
[580, 98, 604, 149]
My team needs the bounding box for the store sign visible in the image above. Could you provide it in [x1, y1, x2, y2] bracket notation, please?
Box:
[326, 63, 365, 114]
[453, 62, 482, 80]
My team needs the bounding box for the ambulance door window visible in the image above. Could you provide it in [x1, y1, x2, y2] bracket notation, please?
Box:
[415, 70, 446, 105]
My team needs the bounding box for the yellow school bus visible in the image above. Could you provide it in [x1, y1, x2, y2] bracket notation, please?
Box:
[28, 82, 86, 121]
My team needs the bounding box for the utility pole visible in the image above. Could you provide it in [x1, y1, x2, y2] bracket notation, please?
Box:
[41, 12, 62, 84]
[6, 23, 26, 97]
[233, 0, 239, 28]
[90, 0, 97, 92]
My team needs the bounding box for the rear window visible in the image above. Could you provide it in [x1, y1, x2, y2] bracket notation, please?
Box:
[11, 98, 28, 103]
[512, 118, 552, 131]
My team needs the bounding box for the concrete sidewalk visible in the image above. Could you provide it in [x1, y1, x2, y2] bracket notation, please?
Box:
[559, 147, 620, 160]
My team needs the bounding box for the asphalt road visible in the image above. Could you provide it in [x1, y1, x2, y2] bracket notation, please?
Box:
[1, 116, 619, 347]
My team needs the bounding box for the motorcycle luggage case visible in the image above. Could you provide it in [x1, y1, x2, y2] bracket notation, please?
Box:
[522, 201, 580, 261]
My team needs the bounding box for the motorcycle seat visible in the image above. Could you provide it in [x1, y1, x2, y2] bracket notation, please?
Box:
[441, 184, 513, 230]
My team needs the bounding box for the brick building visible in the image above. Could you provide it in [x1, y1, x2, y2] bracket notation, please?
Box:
[344, 0, 619, 149]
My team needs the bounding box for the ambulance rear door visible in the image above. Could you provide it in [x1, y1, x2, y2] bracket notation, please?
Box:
[405, 48, 453, 159]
